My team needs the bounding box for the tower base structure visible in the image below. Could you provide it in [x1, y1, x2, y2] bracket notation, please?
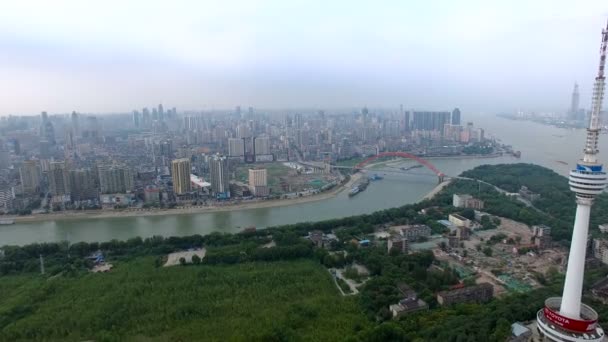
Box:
[536, 297, 604, 342]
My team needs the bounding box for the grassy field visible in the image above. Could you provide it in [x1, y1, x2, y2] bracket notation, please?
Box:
[0, 258, 369, 341]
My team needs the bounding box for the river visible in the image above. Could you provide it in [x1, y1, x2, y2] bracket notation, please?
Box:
[0, 114, 602, 246]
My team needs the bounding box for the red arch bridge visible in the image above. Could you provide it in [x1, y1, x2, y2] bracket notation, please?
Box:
[330, 152, 446, 183]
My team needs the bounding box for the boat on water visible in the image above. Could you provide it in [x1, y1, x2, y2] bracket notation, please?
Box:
[368, 174, 384, 181]
[359, 179, 370, 191]
[556, 160, 568, 165]
[400, 164, 424, 171]
[0, 219, 15, 225]
[349, 179, 370, 197]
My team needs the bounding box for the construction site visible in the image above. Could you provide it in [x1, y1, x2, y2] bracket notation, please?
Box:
[235, 162, 341, 195]
[433, 216, 567, 297]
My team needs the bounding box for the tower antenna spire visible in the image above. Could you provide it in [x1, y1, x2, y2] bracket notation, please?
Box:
[583, 19, 608, 163]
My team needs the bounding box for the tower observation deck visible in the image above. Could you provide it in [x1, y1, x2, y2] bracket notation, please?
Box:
[536, 20, 608, 342]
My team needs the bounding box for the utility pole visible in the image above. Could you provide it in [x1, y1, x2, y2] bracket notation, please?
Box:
[39, 254, 45, 275]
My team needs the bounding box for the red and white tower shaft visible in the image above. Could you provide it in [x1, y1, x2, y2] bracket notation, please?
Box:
[537, 20, 608, 342]
[562, 19, 608, 318]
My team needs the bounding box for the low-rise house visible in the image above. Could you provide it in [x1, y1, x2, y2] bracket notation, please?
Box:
[389, 297, 429, 318]
[510, 322, 532, 342]
[307, 231, 338, 249]
[453, 194, 485, 210]
[387, 235, 409, 254]
[396, 283, 416, 297]
[391, 224, 432, 242]
[449, 214, 471, 228]
[532, 224, 552, 250]
[456, 226, 470, 240]
[593, 239, 608, 265]
[389, 283, 428, 318]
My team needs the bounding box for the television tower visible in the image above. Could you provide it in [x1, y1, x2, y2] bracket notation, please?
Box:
[536, 20, 608, 342]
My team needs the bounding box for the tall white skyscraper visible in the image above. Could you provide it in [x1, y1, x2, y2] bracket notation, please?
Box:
[570, 83, 580, 120]
[210, 155, 230, 198]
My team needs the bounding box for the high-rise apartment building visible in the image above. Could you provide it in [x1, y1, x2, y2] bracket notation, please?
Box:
[248, 168, 268, 197]
[71, 111, 80, 137]
[40, 111, 56, 145]
[171, 158, 192, 195]
[404, 110, 411, 132]
[451, 108, 461, 125]
[237, 124, 251, 138]
[254, 136, 270, 155]
[19, 160, 41, 194]
[210, 155, 230, 198]
[158, 104, 164, 121]
[570, 83, 580, 120]
[228, 138, 245, 157]
[294, 113, 303, 130]
[69, 169, 98, 201]
[132, 110, 141, 128]
[411, 111, 451, 133]
[142, 107, 151, 127]
[98, 165, 133, 194]
[49, 161, 70, 196]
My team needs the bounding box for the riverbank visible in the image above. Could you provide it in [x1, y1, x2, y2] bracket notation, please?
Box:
[10, 172, 364, 224]
[7, 154, 507, 224]
[423, 179, 453, 200]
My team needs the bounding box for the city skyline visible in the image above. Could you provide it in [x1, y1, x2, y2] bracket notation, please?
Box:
[1, 1, 607, 115]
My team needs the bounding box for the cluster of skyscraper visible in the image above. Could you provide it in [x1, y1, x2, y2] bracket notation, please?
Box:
[0, 96, 491, 213]
[132, 104, 177, 133]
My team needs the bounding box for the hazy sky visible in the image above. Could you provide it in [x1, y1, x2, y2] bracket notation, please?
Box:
[1, 1, 607, 115]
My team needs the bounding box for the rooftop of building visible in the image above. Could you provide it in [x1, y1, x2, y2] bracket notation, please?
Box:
[449, 213, 469, 221]
[437, 282, 493, 297]
[511, 322, 531, 337]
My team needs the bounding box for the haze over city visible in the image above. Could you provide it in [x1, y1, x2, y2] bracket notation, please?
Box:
[1, 0, 607, 115]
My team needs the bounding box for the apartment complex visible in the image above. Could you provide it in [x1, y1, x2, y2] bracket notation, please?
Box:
[387, 235, 409, 254]
[248, 168, 268, 197]
[98, 165, 133, 194]
[171, 158, 192, 195]
[210, 155, 230, 198]
[453, 194, 484, 210]
[391, 224, 432, 242]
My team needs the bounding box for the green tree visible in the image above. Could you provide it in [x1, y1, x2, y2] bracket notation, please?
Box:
[460, 208, 475, 220]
